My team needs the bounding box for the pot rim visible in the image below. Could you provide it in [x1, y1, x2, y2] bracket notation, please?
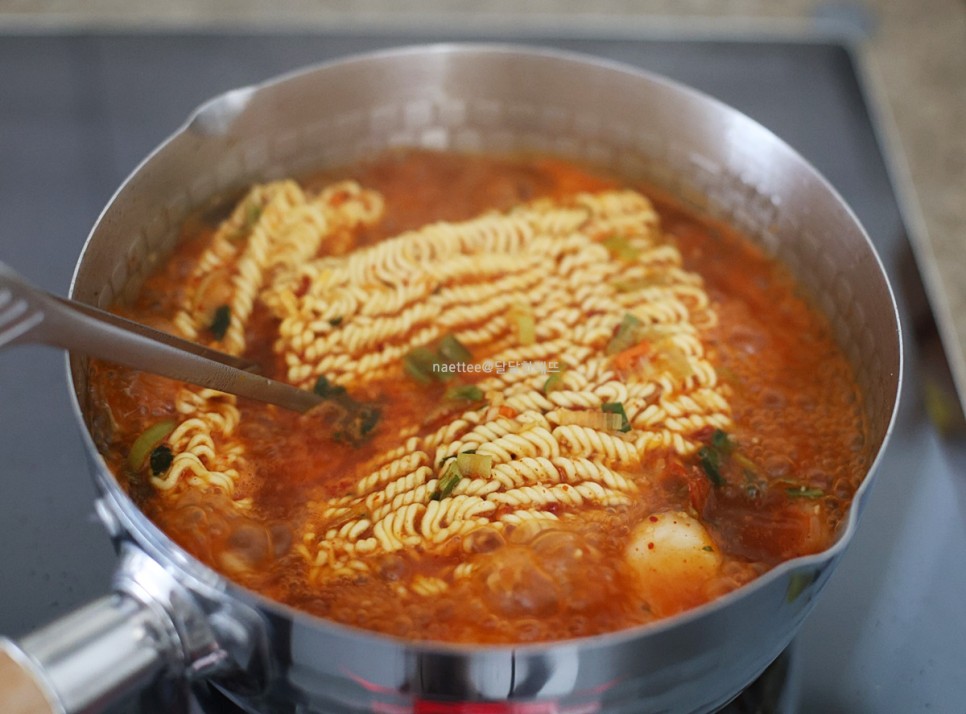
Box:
[66, 40, 904, 656]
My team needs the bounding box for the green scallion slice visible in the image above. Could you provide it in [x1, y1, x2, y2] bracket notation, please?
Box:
[438, 334, 472, 364]
[601, 402, 631, 433]
[403, 346, 443, 385]
[230, 201, 262, 241]
[244, 201, 262, 229]
[543, 371, 564, 394]
[359, 405, 381, 435]
[313, 375, 346, 399]
[208, 305, 231, 341]
[456, 452, 492, 479]
[313, 375, 332, 397]
[149, 445, 174, 476]
[711, 429, 734, 454]
[508, 303, 536, 346]
[128, 420, 176, 472]
[431, 460, 463, 501]
[698, 445, 724, 486]
[445, 384, 485, 401]
[605, 313, 644, 355]
[733, 452, 758, 474]
[602, 235, 641, 261]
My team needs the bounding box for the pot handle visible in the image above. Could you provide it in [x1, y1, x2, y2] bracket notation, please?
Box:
[0, 648, 57, 714]
[0, 594, 176, 714]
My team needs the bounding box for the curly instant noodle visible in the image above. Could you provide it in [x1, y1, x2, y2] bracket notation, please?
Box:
[89, 150, 868, 643]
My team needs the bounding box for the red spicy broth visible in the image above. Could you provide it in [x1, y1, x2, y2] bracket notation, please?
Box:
[88, 149, 868, 643]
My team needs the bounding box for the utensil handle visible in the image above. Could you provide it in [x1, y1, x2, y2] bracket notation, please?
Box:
[0, 595, 175, 714]
[41, 301, 321, 411]
[0, 260, 321, 413]
[0, 647, 59, 714]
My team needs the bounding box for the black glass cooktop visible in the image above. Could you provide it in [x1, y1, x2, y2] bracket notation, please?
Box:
[1, 29, 962, 713]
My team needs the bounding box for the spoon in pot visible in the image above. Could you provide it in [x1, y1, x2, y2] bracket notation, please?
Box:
[0, 260, 323, 413]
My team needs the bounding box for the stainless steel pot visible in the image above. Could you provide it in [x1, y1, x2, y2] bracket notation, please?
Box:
[0, 44, 901, 714]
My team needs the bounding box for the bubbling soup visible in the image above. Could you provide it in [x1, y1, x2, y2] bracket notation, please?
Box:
[88, 149, 868, 643]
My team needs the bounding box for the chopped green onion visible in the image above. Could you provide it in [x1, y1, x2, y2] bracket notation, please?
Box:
[445, 384, 485, 402]
[244, 201, 262, 229]
[456, 452, 492, 479]
[508, 303, 536, 347]
[230, 201, 261, 240]
[209, 305, 231, 341]
[711, 429, 733, 454]
[605, 313, 644, 355]
[543, 365, 567, 394]
[602, 235, 640, 261]
[149, 445, 174, 476]
[359, 405, 381, 435]
[328, 316, 343, 327]
[733, 452, 758, 474]
[438, 334, 472, 364]
[543, 365, 568, 394]
[601, 402, 631, 433]
[702, 545, 714, 552]
[556, 409, 623, 431]
[431, 460, 463, 501]
[786, 486, 825, 499]
[312, 375, 380, 445]
[403, 346, 443, 384]
[406, 334, 471, 384]
[698, 446, 724, 486]
[128, 420, 176, 471]
[313, 375, 332, 397]
[341, 404, 381, 443]
[603, 412, 625, 431]
[543, 371, 564, 393]
[405, 334, 473, 385]
[313, 375, 347, 399]
[431, 448, 487, 499]
[697, 431, 734, 487]
[695, 430, 756, 489]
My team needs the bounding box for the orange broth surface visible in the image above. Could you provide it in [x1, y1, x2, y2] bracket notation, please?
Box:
[88, 149, 869, 644]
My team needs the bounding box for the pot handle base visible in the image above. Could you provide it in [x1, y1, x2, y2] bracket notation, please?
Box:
[0, 644, 61, 714]
[0, 594, 174, 714]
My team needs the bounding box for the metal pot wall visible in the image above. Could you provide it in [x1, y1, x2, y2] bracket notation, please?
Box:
[0, 44, 901, 714]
